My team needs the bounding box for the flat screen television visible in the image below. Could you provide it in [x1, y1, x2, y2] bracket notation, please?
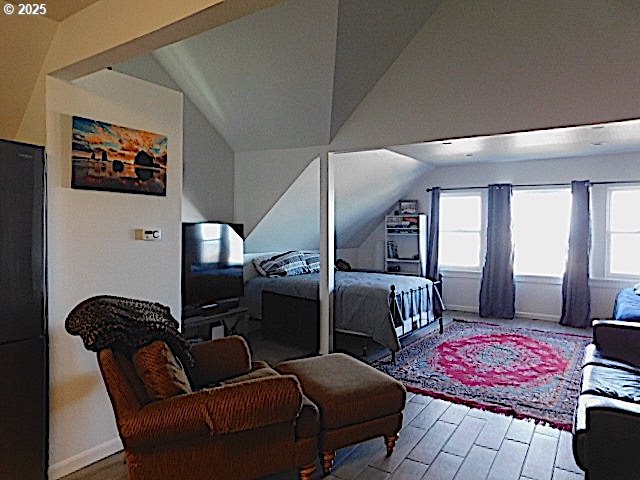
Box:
[181, 222, 244, 317]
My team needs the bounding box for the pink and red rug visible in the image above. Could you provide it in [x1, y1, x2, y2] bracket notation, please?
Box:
[372, 319, 590, 430]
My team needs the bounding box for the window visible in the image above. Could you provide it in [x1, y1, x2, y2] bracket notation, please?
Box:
[439, 194, 482, 269]
[608, 187, 640, 277]
[512, 189, 571, 277]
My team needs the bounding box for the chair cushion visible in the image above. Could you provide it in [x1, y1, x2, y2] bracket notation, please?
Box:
[221, 365, 280, 385]
[132, 340, 192, 400]
[276, 353, 405, 430]
[188, 336, 252, 387]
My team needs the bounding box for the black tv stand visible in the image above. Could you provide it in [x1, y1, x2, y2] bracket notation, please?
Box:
[184, 298, 239, 319]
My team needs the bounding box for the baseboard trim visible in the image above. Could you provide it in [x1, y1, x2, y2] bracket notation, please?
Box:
[49, 436, 122, 479]
[447, 304, 476, 313]
[447, 305, 560, 323]
[515, 311, 560, 323]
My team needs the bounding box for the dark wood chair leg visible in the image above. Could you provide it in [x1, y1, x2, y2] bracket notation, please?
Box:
[385, 433, 400, 457]
[299, 463, 316, 480]
[322, 450, 336, 475]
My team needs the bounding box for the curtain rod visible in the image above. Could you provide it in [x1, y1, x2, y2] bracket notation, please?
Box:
[425, 179, 640, 192]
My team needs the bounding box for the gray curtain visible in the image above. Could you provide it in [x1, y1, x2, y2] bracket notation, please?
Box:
[479, 184, 515, 319]
[426, 187, 440, 279]
[560, 180, 591, 327]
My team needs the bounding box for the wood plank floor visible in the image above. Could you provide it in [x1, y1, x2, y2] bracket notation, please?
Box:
[62, 392, 585, 480]
[62, 312, 587, 480]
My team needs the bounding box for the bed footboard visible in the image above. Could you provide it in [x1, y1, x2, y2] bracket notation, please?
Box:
[390, 279, 444, 336]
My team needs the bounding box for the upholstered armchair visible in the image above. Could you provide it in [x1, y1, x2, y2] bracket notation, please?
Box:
[97, 335, 319, 480]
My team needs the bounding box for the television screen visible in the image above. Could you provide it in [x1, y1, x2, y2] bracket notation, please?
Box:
[182, 222, 244, 316]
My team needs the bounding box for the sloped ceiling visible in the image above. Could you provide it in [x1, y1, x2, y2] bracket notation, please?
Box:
[245, 149, 433, 252]
[152, 0, 441, 152]
[0, 12, 57, 140]
[330, 0, 444, 139]
[334, 149, 434, 248]
[154, 0, 339, 152]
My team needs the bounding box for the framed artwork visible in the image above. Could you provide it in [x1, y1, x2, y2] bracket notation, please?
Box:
[71, 116, 167, 196]
[398, 199, 418, 214]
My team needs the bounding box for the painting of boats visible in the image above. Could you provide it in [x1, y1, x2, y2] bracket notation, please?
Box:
[71, 116, 167, 196]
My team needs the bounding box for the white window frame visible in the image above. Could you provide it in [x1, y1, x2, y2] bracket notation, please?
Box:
[511, 186, 572, 280]
[438, 191, 485, 272]
[606, 186, 640, 279]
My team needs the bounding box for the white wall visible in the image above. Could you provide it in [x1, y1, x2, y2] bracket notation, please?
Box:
[365, 153, 640, 321]
[46, 70, 183, 478]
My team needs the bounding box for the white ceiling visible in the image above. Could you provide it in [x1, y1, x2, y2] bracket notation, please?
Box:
[141, 0, 640, 165]
[154, 0, 338, 152]
[389, 118, 640, 167]
[151, 0, 442, 152]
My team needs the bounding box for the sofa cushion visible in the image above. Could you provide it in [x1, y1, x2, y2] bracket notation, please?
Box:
[132, 340, 192, 401]
[582, 343, 640, 374]
[581, 364, 640, 403]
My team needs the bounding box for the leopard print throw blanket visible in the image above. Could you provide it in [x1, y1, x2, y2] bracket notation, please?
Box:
[65, 295, 194, 366]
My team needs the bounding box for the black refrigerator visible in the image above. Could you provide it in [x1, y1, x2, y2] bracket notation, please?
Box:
[0, 139, 47, 478]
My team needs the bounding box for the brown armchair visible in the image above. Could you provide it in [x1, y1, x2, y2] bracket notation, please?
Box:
[97, 335, 319, 480]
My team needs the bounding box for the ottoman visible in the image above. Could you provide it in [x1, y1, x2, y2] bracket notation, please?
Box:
[276, 353, 406, 474]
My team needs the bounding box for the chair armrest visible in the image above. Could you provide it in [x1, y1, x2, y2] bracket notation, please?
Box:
[120, 374, 302, 447]
[592, 320, 640, 368]
[188, 335, 252, 386]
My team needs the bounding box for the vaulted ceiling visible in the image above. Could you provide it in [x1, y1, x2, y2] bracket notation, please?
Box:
[112, 0, 640, 252]
[124, 0, 640, 163]
[153, 0, 443, 152]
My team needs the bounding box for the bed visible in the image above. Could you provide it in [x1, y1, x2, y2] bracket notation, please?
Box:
[613, 287, 640, 320]
[243, 252, 441, 356]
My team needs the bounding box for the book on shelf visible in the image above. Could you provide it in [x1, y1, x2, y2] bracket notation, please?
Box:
[386, 240, 398, 258]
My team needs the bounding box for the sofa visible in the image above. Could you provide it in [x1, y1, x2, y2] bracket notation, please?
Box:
[573, 314, 640, 479]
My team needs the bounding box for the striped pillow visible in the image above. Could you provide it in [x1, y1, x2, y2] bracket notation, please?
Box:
[301, 251, 320, 273]
[255, 251, 310, 277]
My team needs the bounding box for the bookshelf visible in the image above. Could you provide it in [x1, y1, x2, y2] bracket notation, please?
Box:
[384, 214, 427, 276]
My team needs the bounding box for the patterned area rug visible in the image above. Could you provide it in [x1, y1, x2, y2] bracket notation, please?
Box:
[372, 319, 591, 430]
